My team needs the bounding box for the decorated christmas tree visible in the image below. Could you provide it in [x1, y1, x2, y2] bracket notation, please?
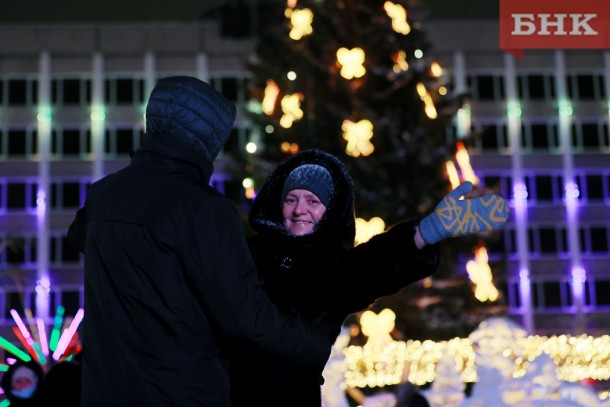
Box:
[232, 0, 507, 341]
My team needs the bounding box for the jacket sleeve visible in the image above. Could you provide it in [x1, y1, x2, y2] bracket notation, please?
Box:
[182, 199, 334, 367]
[333, 220, 439, 315]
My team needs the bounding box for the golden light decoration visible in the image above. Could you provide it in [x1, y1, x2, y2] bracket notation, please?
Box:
[355, 217, 385, 245]
[344, 309, 408, 388]
[465, 244, 499, 302]
[455, 141, 478, 185]
[391, 50, 409, 73]
[262, 79, 280, 115]
[286, 0, 298, 9]
[279, 93, 304, 128]
[416, 82, 438, 119]
[429, 61, 443, 77]
[342, 119, 374, 157]
[280, 141, 299, 154]
[346, 334, 610, 387]
[288, 8, 313, 40]
[445, 160, 461, 189]
[383, 1, 411, 35]
[336, 47, 366, 79]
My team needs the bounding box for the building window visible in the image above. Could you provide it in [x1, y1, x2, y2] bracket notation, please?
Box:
[4, 128, 38, 158]
[5, 181, 37, 210]
[211, 74, 250, 104]
[521, 121, 559, 152]
[592, 280, 610, 306]
[104, 126, 142, 157]
[1, 236, 36, 265]
[517, 73, 555, 100]
[589, 226, 609, 254]
[8, 129, 26, 156]
[50, 235, 81, 264]
[579, 226, 610, 254]
[105, 77, 145, 105]
[50, 180, 85, 210]
[476, 121, 509, 153]
[4, 291, 26, 319]
[6, 78, 38, 106]
[571, 120, 610, 152]
[530, 279, 572, 310]
[526, 225, 570, 256]
[567, 73, 606, 100]
[467, 74, 505, 101]
[583, 174, 604, 202]
[52, 77, 92, 106]
[507, 280, 521, 308]
[52, 127, 92, 158]
[59, 290, 83, 316]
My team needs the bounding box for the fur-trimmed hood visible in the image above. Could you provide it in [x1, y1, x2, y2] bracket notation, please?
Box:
[249, 149, 356, 251]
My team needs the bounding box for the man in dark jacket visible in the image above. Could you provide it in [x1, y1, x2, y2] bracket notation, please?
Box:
[67, 77, 336, 407]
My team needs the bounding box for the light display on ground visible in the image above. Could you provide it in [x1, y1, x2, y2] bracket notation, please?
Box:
[0, 306, 83, 368]
[344, 314, 610, 390]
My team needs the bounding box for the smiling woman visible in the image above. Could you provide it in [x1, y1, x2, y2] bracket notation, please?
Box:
[280, 163, 334, 236]
[282, 189, 328, 235]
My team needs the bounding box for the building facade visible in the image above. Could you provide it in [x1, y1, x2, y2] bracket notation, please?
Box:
[0, 18, 608, 339]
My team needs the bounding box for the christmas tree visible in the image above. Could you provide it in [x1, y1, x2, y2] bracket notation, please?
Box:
[231, 0, 506, 341]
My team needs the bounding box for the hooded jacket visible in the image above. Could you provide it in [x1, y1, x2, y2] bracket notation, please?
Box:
[229, 149, 440, 407]
[67, 77, 334, 407]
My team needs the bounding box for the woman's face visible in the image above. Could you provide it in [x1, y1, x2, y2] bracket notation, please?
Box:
[282, 189, 327, 235]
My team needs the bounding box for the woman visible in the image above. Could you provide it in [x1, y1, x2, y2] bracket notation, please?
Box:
[229, 148, 508, 406]
[228, 149, 440, 406]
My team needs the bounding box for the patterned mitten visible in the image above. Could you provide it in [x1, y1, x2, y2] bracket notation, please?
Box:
[419, 182, 509, 245]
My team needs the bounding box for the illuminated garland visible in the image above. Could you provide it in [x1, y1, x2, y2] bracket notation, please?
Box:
[344, 334, 610, 388]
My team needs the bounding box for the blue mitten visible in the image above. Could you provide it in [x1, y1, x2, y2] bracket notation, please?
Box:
[419, 181, 509, 245]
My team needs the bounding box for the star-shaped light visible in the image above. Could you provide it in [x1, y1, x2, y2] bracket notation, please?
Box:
[279, 93, 304, 128]
[342, 119, 374, 157]
[355, 217, 385, 245]
[336, 47, 366, 79]
[289, 8, 313, 40]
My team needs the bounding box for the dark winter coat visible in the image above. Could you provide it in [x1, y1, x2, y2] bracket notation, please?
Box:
[228, 149, 440, 407]
[67, 77, 335, 407]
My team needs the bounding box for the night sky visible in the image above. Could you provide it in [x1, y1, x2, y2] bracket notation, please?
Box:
[0, 0, 497, 23]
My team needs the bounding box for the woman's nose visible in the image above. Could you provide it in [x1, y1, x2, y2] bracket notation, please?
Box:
[294, 201, 307, 214]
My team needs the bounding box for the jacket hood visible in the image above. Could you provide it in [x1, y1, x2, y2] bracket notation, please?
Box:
[139, 76, 236, 177]
[250, 149, 356, 251]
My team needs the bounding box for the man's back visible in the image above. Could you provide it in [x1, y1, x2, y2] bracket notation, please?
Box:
[80, 156, 237, 406]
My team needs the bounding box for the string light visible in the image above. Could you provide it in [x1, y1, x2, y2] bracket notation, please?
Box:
[262, 79, 280, 115]
[416, 83, 437, 119]
[383, 1, 410, 35]
[391, 50, 409, 73]
[454, 141, 478, 185]
[465, 244, 499, 302]
[346, 334, 610, 387]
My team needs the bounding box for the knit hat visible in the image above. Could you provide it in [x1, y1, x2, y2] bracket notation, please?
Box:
[281, 164, 334, 207]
